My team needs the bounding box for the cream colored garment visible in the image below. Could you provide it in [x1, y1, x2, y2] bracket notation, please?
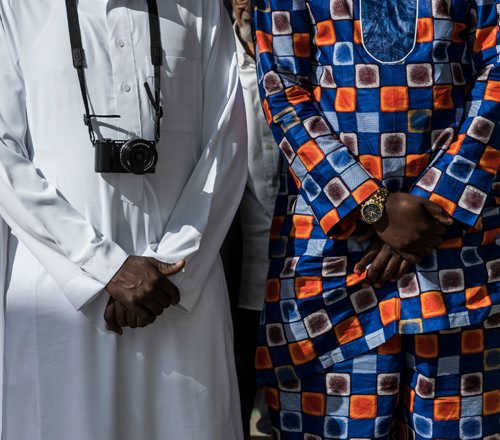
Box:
[0, 0, 246, 438]
[234, 30, 281, 311]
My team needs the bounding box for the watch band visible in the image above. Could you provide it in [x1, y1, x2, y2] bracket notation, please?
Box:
[362, 187, 390, 209]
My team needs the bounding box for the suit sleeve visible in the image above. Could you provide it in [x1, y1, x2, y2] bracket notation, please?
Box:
[253, 0, 382, 236]
[142, 1, 247, 313]
[409, 1, 500, 227]
[0, 7, 129, 310]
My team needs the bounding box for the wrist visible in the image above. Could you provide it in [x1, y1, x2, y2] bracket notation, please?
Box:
[360, 187, 390, 225]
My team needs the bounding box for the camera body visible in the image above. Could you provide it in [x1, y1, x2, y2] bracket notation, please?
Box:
[94, 138, 158, 175]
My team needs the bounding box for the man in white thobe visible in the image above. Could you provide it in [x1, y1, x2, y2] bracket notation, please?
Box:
[0, 1, 246, 439]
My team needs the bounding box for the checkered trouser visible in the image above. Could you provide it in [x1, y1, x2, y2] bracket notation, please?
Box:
[265, 322, 500, 439]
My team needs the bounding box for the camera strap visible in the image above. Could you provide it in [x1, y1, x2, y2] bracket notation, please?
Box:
[64, 0, 163, 144]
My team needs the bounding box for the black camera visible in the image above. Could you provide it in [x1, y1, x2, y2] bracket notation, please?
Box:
[94, 138, 158, 175]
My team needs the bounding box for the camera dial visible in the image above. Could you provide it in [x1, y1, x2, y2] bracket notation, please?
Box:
[120, 139, 158, 175]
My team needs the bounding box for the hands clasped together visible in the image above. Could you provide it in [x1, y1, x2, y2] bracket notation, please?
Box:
[354, 192, 454, 288]
[104, 256, 185, 334]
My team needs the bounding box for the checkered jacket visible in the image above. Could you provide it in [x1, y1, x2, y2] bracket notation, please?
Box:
[253, 0, 500, 385]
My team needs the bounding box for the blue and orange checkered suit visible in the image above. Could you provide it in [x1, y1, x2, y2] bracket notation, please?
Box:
[253, 0, 500, 387]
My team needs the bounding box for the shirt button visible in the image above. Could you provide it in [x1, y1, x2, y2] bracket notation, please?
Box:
[122, 83, 131, 93]
[116, 39, 126, 48]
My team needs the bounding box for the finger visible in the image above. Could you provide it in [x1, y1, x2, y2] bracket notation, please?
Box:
[355, 240, 383, 274]
[156, 260, 186, 277]
[137, 315, 156, 328]
[367, 245, 392, 284]
[422, 200, 453, 225]
[143, 299, 165, 317]
[115, 303, 128, 328]
[415, 246, 435, 257]
[104, 304, 123, 335]
[393, 260, 412, 281]
[397, 251, 422, 265]
[126, 310, 138, 329]
[375, 254, 402, 288]
[422, 235, 445, 248]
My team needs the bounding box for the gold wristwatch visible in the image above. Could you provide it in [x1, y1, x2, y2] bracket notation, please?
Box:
[360, 187, 390, 224]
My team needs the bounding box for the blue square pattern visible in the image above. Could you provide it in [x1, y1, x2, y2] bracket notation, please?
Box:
[446, 155, 476, 183]
[352, 354, 378, 374]
[356, 112, 380, 133]
[459, 417, 482, 440]
[437, 355, 460, 376]
[324, 416, 348, 439]
[433, 19, 455, 41]
[323, 287, 348, 305]
[304, 239, 327, 256]
[375, 416, 393, 438]
[280, 391, 302, 411]
[461, 396, 483, 417]
[273, 35, 295, 57]
[434, 63, 453, 84]
[339, 164, 371, 191]
[302, 174, 322, 200]
[461, 247, 484, 267]
[326, 396, 350, 417]
[280, 300, 302, 322]
[281, 411, 303, 432]
[285, 321, 308, 340]
[333, 42, 354, 65]
[413, 414, 433, 439]
[327, 147, 356, 173]
[383, 157, 406, 178]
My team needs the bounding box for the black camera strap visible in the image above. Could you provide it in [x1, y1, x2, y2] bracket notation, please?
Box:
[64, 0, 163, 144]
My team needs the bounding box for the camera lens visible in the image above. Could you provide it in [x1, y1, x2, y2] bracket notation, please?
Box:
[120, 139, 158, 174]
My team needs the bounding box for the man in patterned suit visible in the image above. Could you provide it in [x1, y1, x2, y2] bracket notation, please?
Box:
[253, 0, 500, 438]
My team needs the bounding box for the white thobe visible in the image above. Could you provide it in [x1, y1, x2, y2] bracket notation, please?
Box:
[0, 0, 246, 439]
[234, 31, 280, 311]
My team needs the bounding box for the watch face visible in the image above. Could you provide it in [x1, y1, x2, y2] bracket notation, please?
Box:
[362, 204, 383, 224]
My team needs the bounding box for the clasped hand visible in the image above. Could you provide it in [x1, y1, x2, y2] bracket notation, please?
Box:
[354, 193, 453, 287]
[104, 256, 185, 335]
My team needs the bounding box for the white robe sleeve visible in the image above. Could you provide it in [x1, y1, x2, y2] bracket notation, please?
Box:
[0, 9, 129, 310]
[142, 2, 248, 312]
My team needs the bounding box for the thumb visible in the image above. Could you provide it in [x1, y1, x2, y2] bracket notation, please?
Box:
[423, 200, 453, 225]
[156, 260, 186, 276]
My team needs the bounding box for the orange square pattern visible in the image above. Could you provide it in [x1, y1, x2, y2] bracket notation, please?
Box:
[350, 395, 377, 419]
[461, 329, 484, 354]
[433, 397, 461, 420]
[315, 20, 336, 46]
[294, 33, 310, 58]
[353, 20, 362, 45]
[291, 215, 314, 239]
[256, 31, 273, 53]
[359, 155, 383, 180]
[335, 316, 364, 345]
[302, 392, 326, 416]
[297, 140, 326, 171]
[406, 154, 431, 177]
[485, 80, 500, 102]
[381, 86, 409, 112]
[265, 387, 280, 411]
[319, 209, 341, 235]
[286, 85, 312, 106]
[429, 192, 456, 216]
[479, 146, 500, 175]
[255, 346, 273, 370]
[335, 87, 357, 112]
[483, 390, 500, 415]
[474, 26, 497, 53]
[352, 180, 380, 204]
[421, 291, 447, 318]
[452, 23, 466, 43]
[448, 134, 465, 155]
[378, 334, 402, 355]
[465, 285, 492, 310]
[417, 18, 434, 42]
[289, 340, 317, 366]
[379, 298, 401, 325]
[433, 85, 455, 110]
[414, 334, 439, 358]
[295, 276, 323, 299]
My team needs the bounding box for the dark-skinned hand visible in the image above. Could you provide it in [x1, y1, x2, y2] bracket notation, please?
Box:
[373, 193, 453, 264]
[105, 298, 150, 335]
[354, 237, 412, 288]
[104, 256, 185, 330]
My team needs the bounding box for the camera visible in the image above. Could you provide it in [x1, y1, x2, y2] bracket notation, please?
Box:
[94, 138, 158, 174]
